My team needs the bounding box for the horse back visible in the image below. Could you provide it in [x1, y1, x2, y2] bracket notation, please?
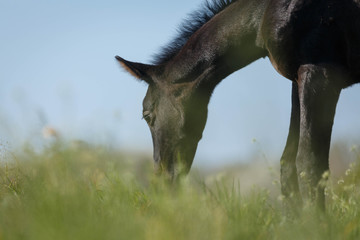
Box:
[261, 0, 360, 83]
[339, 0, 360, 79]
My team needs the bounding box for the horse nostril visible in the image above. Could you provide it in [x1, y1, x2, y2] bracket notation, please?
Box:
[154, 159, 163, 175]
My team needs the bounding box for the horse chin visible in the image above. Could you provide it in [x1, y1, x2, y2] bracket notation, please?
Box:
[171, 143, 197, 180]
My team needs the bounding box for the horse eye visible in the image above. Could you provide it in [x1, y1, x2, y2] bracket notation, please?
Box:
[143, 114, 151, 123]
[142, 111, 153, 125]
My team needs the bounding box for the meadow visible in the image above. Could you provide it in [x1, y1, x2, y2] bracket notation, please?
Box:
[1, 141, 360, 240]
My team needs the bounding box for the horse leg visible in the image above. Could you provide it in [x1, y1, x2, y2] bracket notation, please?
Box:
[280, 82, 301, 210]
[296, 64, 342, 209]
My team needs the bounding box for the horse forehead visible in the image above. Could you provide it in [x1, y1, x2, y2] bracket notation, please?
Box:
[143, 85, 158, 108]
[142, 84, 172, 108]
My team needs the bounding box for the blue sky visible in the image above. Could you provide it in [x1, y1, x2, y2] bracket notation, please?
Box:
[1, 0, 359, 167]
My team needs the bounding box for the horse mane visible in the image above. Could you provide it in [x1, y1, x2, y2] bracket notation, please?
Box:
[152, 0, 238, 65]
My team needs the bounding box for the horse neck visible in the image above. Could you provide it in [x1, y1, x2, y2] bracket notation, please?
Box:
[164, 0, 268, 88]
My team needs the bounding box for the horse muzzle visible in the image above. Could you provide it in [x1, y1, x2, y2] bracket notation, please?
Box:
[153, 142, 197, 181]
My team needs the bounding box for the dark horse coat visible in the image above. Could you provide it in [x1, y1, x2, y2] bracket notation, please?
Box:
[116, 0, 360, 209]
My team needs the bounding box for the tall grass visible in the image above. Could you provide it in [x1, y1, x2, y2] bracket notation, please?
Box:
[1, 142, 360, 240]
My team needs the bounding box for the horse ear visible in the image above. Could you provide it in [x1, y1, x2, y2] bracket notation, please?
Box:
[115, 56, 154, 84]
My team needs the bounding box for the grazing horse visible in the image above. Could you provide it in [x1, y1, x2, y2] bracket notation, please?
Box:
[116, 0, 360, 209]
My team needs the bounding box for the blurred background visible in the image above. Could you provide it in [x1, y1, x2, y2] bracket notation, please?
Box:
[1, 0, 359, 170]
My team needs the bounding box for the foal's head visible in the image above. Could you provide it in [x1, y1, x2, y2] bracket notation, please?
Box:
[116, 56, 211, 180]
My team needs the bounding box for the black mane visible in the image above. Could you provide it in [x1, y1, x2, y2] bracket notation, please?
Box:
[152, 0, 237, 65]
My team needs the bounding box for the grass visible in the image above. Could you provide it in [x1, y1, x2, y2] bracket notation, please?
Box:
[1, 142, 360, 240]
